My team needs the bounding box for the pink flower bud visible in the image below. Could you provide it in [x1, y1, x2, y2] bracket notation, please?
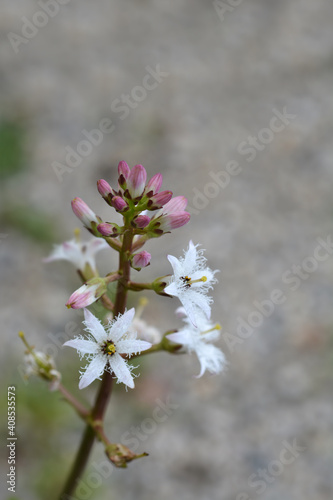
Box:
[71, 198, 99, 228]
[127, 164, 147, 198]
[66, 283, 100, 309]
[111, 196, 128, 212]
[162, 196, 188, 214]
[97, 223, 119, 236]
[148, 190, 173, 209]
[134, 215, 150, 228]
[146, 173, 163, 194]
[118, 160, 131, 180]
[159, 212, 191, 231]
[97, 179, 112, 199]
[132, 251, 151, 269]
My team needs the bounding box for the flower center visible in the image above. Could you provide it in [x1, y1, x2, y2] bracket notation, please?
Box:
[180, 275, 207, 288]
[101, 340, 116, 356]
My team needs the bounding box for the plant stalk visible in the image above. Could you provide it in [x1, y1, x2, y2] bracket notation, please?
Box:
[59, 227, 133, 499]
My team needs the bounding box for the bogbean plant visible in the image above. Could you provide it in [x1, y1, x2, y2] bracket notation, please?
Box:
[20, 162, 225, 499]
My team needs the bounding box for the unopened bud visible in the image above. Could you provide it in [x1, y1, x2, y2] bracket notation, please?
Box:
[118, 161, 131, 185]
[127, 164, 147, 199]
[66, 279, 107, 309]
[71, 197, 100, 228]
[97, 179, 113, 201]
[146, 173, 163, 194]
[111, 196, 128, 212]
[158, 212, 191, 231]
[160, 195, 188, 214]
[97, 222, 121, 237]
[131, 251, 151, 270]
[133, 215, 150, 228]
[147, 190, 173, 209]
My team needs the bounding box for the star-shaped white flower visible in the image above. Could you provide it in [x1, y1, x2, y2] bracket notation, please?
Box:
[63, 308, 152, 389]
[164, 241, 218, 326]
[44, 237, 108, 272]
[166, 308, 225, 377]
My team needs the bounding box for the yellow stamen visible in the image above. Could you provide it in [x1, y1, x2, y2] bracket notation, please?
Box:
[74, 228, 81, 242]
[139, 297, 149, 307]
[135, 296, 148, 319]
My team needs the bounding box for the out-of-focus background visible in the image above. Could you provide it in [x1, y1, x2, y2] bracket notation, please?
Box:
[1, 1, 333, 499]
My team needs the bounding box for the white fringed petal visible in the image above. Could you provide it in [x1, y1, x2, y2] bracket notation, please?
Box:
[64, 308, 151, 390]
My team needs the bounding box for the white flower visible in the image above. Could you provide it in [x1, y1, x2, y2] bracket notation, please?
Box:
[129, 318, 161, 344]
[127, 297, 161, 344]
[166, 309, 225, 377]
[44, 237, 108, 272]
[63, 308, 152, 389]
[164, 241, 218, 326]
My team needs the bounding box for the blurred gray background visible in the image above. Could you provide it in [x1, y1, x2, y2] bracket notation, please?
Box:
[1, 1, 333, 499]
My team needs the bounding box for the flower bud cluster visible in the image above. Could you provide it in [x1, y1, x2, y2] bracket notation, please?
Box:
[59, 162, 192, 311]
[71, 161, 190, 240]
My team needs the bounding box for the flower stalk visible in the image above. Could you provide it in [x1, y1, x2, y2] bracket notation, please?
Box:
[60, 220, 135, 498]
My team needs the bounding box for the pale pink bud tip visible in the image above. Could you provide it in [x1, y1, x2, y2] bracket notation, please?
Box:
[127, 164, 147, 198]
[118, 161, 131, 180]
[132, 251, 151, 269]
[97, 179, 112, 199]
[147, 173, 163, 194]
[149, 190, 173, 208]
[160, 212, 190, 231]
[162, 196, 188, 214]
[71, 198, 99, 227]
[66, 284, 99, 309]
[134, 215, 151, 228]
[97, 223, 118, 236]
[112, 196, 128, 212]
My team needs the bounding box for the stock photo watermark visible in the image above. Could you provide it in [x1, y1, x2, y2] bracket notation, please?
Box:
[236, 439, 306, 500]
[7, 386, 17, 494]
[52, 65, 169, 183]
[187, 107, 297, 216]
[8, 0, 71, 54]
[223, 235, 333, 352]
[213, 0, 244, 22]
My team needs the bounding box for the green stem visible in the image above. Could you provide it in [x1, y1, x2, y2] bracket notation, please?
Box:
[129, 331, 182, 358]
[104, 236, 122, 252]
[59, 227, 133, 499]
[59, 425, 95, 498]
[127, 281, 154, 292]
[58, 384, 89, 420]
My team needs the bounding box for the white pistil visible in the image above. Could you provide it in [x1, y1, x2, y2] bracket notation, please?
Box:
[201, 324, 221, 336]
